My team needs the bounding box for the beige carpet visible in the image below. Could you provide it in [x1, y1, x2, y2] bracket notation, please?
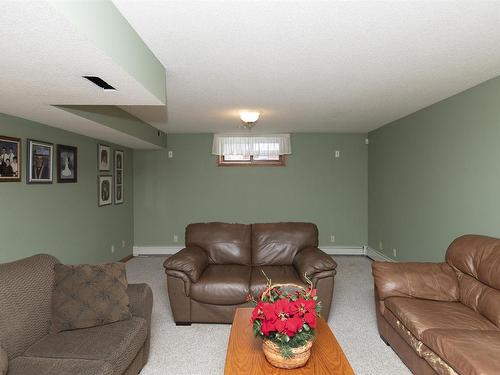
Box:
[126, 255, 411, 375]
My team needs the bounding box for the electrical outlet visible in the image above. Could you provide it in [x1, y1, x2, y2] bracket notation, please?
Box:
[393, 248, 397, 257]
[111, 245, 115, 254]
[379, 241, 383, 250]
[168, 151, 173, 158]
[173, 234, 178, 243]
[330, 235, 335, 243]
[122, 240, 126, 248]
[334, 150, 340, 158]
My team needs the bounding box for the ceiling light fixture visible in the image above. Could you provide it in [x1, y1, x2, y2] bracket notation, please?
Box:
[239, 111, 260, 129]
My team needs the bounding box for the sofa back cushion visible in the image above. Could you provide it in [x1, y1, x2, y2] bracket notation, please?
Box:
[0, 254, 59, 359]
[251, 222, 318, 266]
[50, 263, 132, 333]
[446, 234, 500, 327]
[186, 223, 251, 265]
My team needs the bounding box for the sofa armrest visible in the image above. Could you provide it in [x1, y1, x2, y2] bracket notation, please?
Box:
[293, 247, 337, 284]
[372, 262, 459, 301]
[163, 247, 209, 283]
[0, 345, 7, 375]
[127, 283, 153, 323]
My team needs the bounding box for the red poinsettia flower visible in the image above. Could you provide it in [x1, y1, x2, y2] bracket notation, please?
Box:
[261, 318, 275, 336]
[274, 298, 292, 317]
[251, 301, 265, 321]
[304, 311, 316, 328]
[284, 315, 304, 337]
[262, 302, 277, 321]
[292, 298, 316, 317]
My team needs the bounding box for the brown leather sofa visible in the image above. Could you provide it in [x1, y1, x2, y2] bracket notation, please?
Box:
[163, 222, 337, 324]
[372, 235, 500, 375]
[0, 254, 153, 375]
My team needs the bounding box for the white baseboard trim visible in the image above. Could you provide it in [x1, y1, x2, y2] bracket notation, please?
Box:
[133, 245, 366, 257]
[365, 246, 395, 262]
[320, 246, 365, 255]
[133, 246, 183, 256]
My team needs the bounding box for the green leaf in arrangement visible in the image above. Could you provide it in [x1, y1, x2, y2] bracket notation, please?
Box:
[281, 345, 294, 359]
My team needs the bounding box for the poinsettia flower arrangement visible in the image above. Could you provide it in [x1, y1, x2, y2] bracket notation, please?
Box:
[248, 273, 321, 359]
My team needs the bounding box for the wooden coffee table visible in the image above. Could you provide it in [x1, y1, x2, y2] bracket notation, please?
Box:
[224, 308, 355, 374]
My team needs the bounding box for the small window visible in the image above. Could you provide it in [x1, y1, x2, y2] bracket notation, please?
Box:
[218, 154, 286, 166]
[212, 134, 290, 167]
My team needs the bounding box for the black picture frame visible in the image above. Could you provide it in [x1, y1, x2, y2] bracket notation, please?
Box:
[0, 135, 21, 182]
[98, 144, 111, 172]
[114, 150, 124, 204]
[57, 144, 77, 183]
[98, 175, 113, 207]
[27, 139, 53, 184]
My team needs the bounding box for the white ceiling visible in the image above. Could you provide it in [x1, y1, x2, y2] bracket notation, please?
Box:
[114, 0, 500, 134]
[0, 1, 164, 149]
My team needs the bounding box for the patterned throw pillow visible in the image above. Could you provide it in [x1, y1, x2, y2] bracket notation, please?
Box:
[50, 263, 132, 333]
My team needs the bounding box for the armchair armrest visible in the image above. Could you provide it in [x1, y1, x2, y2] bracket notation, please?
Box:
[163, 246, 209, 283]
[372, 262, 459, 302]
[293, 247, 337, 284]
[127, 283, 153, 322]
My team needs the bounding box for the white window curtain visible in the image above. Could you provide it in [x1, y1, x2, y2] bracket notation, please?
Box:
[212, 134, 292, 157]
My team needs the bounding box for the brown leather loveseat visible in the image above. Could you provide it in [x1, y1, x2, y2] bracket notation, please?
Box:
[372, 235, 500, 375]
[163, 222, 337, 324]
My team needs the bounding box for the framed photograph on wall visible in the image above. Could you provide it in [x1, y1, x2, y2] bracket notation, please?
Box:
[0, 135, 21, 182]
[114, 150, 124, 204]
[97, 144, 111, 171]
[57, 144, 77, 183]
[98, 175, 113, 206]
[27, 139, 53, 184]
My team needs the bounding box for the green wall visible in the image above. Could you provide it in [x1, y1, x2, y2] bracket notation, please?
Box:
[0, 113, 134, 264]
[369, 76, 500, 262]
[134, 133, 368, 247]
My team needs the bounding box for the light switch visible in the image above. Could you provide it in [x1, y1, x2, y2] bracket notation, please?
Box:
[168, 151, 173, 158]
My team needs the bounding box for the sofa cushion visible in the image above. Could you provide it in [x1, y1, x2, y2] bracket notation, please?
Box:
[446, 234, 500, 290]
[458, 273, 500, 328]
[0, 254, 59, 359]
[51, 262, 132, 333]
[421, 329, 500, 375]
[382, 307, 429, 357]
[186, 223, 251, 265]
[385, 297, 496, 340]
[25, 317, 147, 375]
[8, 356, 113, 375]
[250, 265, 306, 299]
[190, 265, 251, 305]
[252, 223, 318, 266]
[372, 262, 459, 301]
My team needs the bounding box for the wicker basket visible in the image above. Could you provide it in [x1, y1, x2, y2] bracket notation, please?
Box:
[259, 281, 315, 369]
[262, 339, 313, 369]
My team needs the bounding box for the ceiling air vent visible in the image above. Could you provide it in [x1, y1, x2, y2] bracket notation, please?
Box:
[83, 76, 116, 90]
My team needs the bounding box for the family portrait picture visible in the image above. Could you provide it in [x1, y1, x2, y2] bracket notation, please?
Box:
[98, 144, 111, 171]
[0, 135, 21, 182]
[27, 139, 53, 184]
[98, 175, 113, 206]
[57, 144, 77, 183]
[114, 150, 124, 204]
